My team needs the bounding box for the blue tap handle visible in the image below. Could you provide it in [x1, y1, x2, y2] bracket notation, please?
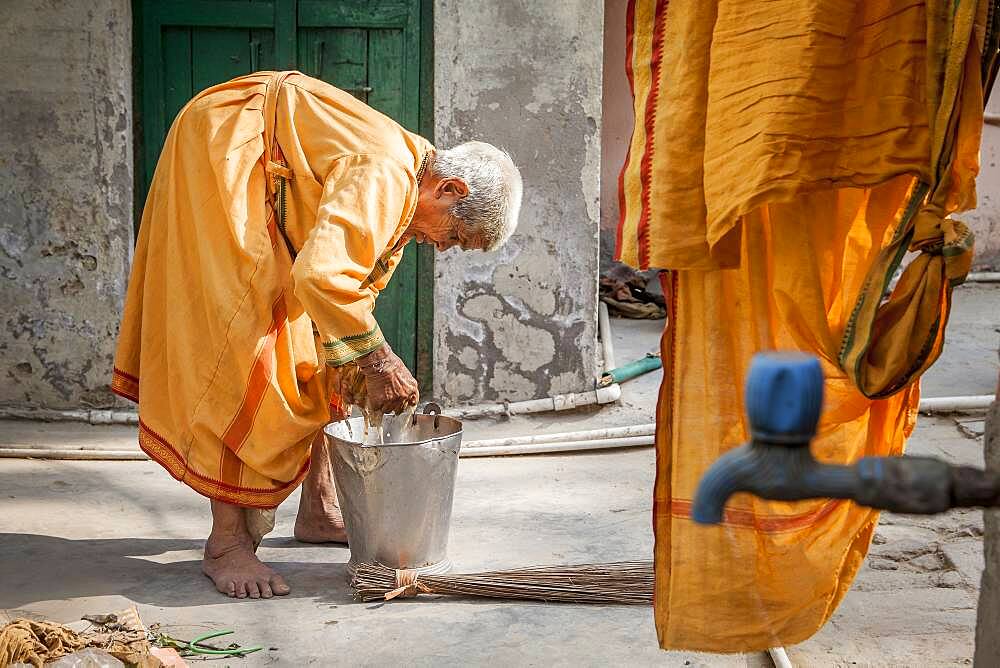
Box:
[744, 352, 823, 444]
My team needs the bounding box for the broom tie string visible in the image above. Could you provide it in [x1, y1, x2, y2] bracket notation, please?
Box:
[385, 569, 433, 600]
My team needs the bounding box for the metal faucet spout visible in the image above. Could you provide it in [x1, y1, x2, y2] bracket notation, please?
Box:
[692, 442, 861, 523]
[693, 352, 1000, 523]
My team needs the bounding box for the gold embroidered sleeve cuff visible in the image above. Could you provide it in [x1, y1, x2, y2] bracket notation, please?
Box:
[323, 325, 385, 366]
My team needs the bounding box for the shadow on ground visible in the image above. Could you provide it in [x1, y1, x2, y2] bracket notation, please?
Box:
[0, 533, 356, 610]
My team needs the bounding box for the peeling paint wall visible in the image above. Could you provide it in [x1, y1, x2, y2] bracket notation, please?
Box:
[967, 95, 1000, 271]
[0, 0, 133, 410]
[433, 0, 603, 403]
[975, 384, 1000, 665]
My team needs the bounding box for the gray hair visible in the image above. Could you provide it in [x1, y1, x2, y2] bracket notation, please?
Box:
[431, 141, 523, 251]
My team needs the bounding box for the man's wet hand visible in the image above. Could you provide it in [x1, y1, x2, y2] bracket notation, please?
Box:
[329, 363, 366, 410]
[357, 344, 419, 414]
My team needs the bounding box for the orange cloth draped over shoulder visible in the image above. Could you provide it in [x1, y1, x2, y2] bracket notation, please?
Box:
[112, 72, 432, 508]
[617, 0, 994, 652]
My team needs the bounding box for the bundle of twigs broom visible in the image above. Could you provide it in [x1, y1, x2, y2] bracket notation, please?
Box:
[352, 561, 653, 605]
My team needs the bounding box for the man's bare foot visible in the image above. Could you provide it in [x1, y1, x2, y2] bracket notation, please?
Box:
[294, 507, 348, 543]
[294, 432, 348, 544]
[203, 500, 290, 599]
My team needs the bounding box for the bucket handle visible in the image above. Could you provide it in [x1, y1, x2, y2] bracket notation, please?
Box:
[419, 402, 443, 429]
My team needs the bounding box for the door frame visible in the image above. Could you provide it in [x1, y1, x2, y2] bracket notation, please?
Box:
[131, 0, 436, 391]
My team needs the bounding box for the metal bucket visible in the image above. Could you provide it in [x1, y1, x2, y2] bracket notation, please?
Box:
[323, 405, 463, 578]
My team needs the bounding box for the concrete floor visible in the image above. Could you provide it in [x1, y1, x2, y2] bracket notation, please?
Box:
[1, 449, 677, 666]
[0, 283, 996, 666]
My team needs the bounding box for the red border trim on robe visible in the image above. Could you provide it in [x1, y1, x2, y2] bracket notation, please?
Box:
[669, 498, 845, 534]
[139, 419, 308, 509]
[111, 367, 139, 403]
[636, 0, 670, 270]
[614, 0, 639, 262]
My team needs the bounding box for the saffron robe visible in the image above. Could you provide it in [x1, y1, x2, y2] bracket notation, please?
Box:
[112, 72, 432, 508]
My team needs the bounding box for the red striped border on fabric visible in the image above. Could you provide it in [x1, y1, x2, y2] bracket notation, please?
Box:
[221, 294, 288, 454]
[650, 270, 676, 617]
[670, 497, 845, 534]
[110, 367, 139, 403]
[220, 444, 245, 492]
[636, 0, 670, 270]
[614, 0, 639, 262]
[138, 419, 308, 509]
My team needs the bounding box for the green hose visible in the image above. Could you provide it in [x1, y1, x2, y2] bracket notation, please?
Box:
[599, 353, 662, 387]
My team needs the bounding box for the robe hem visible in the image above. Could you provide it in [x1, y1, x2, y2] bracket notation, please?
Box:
[111, 367, 139, 403]
[138, 419, 308, 509]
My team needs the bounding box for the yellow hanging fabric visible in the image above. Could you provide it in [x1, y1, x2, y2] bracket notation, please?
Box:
[617, 0, 994, 652]
[619, 0, 988, 397]
[839, 1, 985, 396]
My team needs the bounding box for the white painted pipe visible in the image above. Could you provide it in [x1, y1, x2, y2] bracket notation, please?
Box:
[966, 272, 1000, 282]
[3, 391, 994, 460]
[0, 390, 991, 428]
[0, 448, 147, 460]
[0, 407, 139, 424]
[446, 382, 622, 420]
[0, 386, 628, 428]
[10, 390, 983, 426]
[768, 647, 794, 668]
[599, 301, 617, 372]
[456, 394, 996, 454]
[918, 395, 995, 412]
[461, 435, 654, 458]
[466, 423, 656, 449]
[0, 386, 627, 425]
[0, 431, 656, 461]
[445, 387, 998, 420]
[0, 386, 628, 425]
[0, 423, 657, 460]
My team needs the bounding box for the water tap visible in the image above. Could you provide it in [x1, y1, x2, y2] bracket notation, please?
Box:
[691, 353, 1000, 524]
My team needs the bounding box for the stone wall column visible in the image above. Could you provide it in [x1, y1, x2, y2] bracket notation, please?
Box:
[975, 361, 1000, 666]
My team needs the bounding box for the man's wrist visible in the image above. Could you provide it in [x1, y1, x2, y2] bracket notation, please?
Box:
[357, 344, 393, 375]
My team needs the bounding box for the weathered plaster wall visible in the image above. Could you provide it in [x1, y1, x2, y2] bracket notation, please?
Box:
[974, 368, 1000, 665]
[432, 1, 603, 403]
[0, 0, 133, 410]
[967, 95, 1000, 271]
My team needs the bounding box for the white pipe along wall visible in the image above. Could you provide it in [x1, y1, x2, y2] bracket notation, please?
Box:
[4, 391, 995, 460]
[599, 302, 617, 370]
[461, 424, 656, 458]
[446, 383, 622, 420]
[0, 391, 993, 429]
[0, 431, 657, 461]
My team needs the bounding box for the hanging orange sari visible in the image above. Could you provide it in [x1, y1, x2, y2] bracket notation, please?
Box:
[618, 0, 994, 651]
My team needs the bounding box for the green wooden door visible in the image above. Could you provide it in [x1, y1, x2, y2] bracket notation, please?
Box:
[135, 0, 432, 382]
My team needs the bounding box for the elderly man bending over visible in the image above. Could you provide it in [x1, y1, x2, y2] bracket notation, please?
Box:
[112, 71, 522, 599]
